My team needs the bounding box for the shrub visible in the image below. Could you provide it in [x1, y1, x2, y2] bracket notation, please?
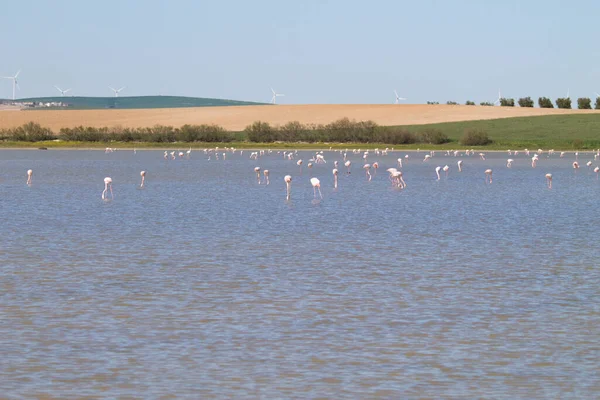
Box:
[480, 102, 494, 106]
[460, 129, 492, 146]
[518, 97, 534, 107]
[427, 101, 439, 105]
[577, 97, 591, 110]
[538, 97, 554, 108]
[420, 129, 449, 144]
[500, 98, 515, 107]
[8, 122, 55, 142]
[556, 97, 572, 109]
[465, 100, 475, 105]
[377, 127, 418, 144]
[446, 101, 459, 105]
[176, 124, 232, 142]
[278, 121, 308, 142]
[245, 121, 275, 142]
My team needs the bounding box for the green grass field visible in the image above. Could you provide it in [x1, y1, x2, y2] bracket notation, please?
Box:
[10, 95, 266, 110]
[398, 114, 600, 149]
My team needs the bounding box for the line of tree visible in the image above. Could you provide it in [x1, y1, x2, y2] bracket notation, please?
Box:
[0, 120, 458, 145]
[423, 97, 600, 109]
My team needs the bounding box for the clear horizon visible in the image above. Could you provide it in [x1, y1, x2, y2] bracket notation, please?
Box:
[1, 0, 598, 104]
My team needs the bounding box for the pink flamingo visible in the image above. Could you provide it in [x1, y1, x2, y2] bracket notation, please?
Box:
[443, 165, 449, 177]
[507, 159, 514, 168]
[284, 175, 292, 200]
[26, 169, 32, 185]
[263, 169, 270, 185]
[345, 160, 351, 174]
[372, 162, 378, 175]
[254, 167, 261, 183]
[545, 173, 552, 189]
[457, 160, 463, 172]
[363, 164, 372, 181]
[140, 171, 146, 188]
[310, 177, 322, 199]
[573, 161, 579, 170]
[594, 166, 600, 179]
[479, 153, 486, 160]
[297, 159, 303, 174]
[333, 168, 339, 189]
[485, 169, 493, 184]
[102, 177, 113, 200]
[435, 166, 441, 180]
[397, 158, 403, 168]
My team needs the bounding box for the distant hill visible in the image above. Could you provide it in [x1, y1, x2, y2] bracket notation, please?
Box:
[6, 95, 268, 110]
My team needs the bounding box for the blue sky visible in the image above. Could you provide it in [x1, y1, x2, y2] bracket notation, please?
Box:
[1, 0, 598, 104]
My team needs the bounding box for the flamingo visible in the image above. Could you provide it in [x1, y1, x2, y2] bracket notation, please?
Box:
[284, 175, 292, 200]
[26, 169, 32, 185]
[297, 159, 303, 174]
[163, 151, 168, 160]
[560, 152, 565, 158]
[457, 160, 463, 172]
[263, 169, 270, 185]
[102, 177, 113, 200]
[397, 158, 403, 168]
[443, 165, 449, 177]
[423, 154, 431, 162]
[485, 169, 493, 184]
[594, 166, 599, 179]
[363, 164, 372, 181]
[140, 171, 146, 188]
[573, 161, 579, 170]
[254, 167, 261, 183]
[507, 159, 514, 168]
[333, 168, 339, 188]
[334, 160, 339, 168]
[345, 160, 351, 174]
[531, 155, 538, 168]
[586, 161, 592, 167]
[545, 173, 552, 189]
[310, 177, 322, 199]
[435, 166, 441, 180]
[479, 153, 486, 160]
[186, 147, 192, 158]
[372, 162, 379, 175]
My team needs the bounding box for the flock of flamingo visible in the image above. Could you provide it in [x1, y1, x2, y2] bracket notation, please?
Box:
[19, 146, 600, 200]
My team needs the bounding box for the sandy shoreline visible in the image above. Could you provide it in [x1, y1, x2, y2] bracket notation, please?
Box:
[0, 104, 598, 131]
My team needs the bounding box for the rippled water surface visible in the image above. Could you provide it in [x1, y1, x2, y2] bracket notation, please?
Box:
[1, 148, 599, 399]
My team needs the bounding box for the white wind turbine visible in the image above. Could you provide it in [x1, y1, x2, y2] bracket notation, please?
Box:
[54, 86, 72, 96]
[109, 86, 126, 97]
[493, 89, 502, 105]
[394, 90, 406, 104]
[2, 70, 21, 100]
[270, 88, 284, 104]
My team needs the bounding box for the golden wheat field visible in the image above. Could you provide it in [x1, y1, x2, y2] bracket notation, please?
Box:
[0, 104, 598, 131]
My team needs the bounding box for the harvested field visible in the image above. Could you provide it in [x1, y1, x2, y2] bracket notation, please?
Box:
[0, 104, 598, 132]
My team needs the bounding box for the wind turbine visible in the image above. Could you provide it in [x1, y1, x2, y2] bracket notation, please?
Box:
[394, 90, 406, 104]
[109, 86, 126, 97]
[493, 89, 502, 105]
[54, 86, 71, 96]
[270, 88, 284, 104]
[2, 70, 21, 100]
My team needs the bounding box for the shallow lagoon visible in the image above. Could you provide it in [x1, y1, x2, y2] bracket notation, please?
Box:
[1, 149, 598, 398]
